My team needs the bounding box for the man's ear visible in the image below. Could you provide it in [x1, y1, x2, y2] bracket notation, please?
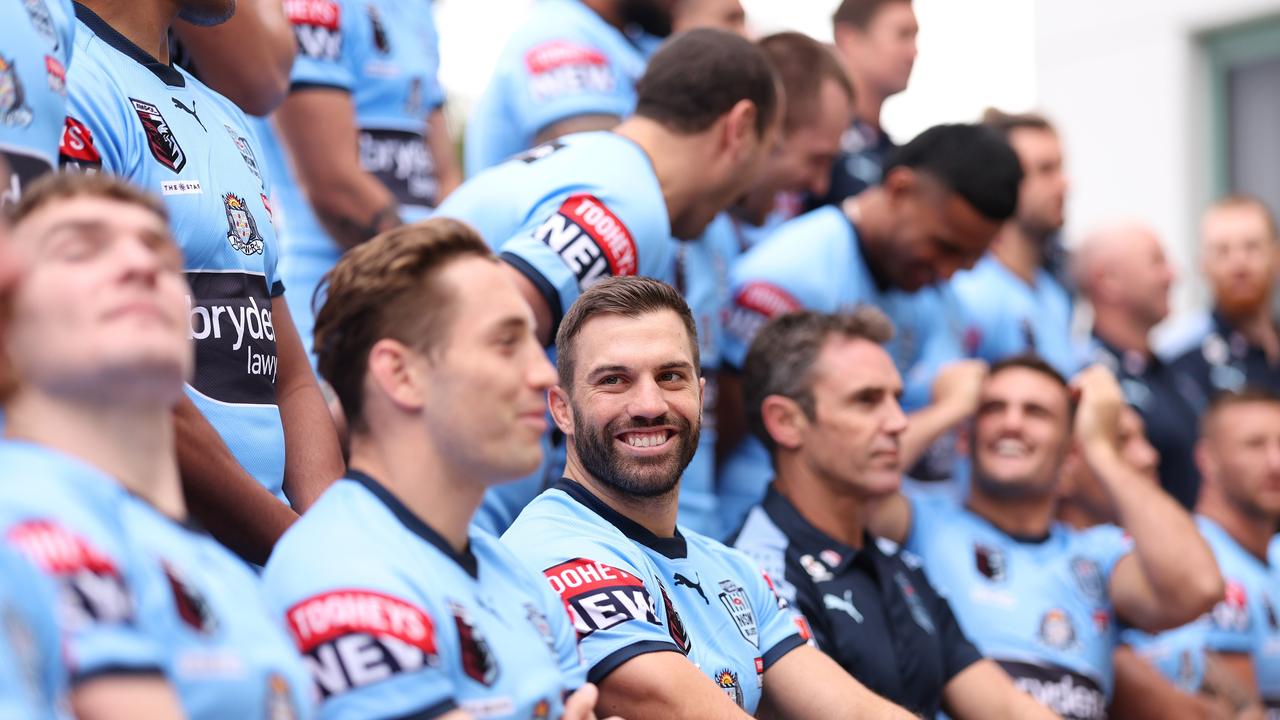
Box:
[548, 384, 576, 437]
[365, 338, 426, 415]
[881, 165, 917, 206]
[761, 394, 808, 452]
[722, 99, 759, 159]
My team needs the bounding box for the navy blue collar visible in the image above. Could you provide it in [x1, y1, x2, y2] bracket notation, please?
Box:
[554, 478, 688, 559]
[761, 483, 881, 575]
[74, 2, 186, 87]
[348, 470, 479, 578]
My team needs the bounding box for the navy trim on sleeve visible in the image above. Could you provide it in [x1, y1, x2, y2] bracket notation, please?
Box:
[289, 81, 353, 95]
[387, 698, 460, 720]
[761, 633, 806, 671]
[586, 640, 681, 685]
[271, 280, 286, 298]
[70, 664, 166, 686]
[500, 251, 564, 344]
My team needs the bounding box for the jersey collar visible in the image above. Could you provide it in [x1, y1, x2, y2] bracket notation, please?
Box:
[553, 478, 688, 559]
[761, 483, 873, 576]
[347, 469, 480, 578]
[74, 2, 187, 88]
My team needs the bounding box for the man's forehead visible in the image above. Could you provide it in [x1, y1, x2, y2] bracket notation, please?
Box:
[576, 311, 694, 365]
[982, 369, 1068, 405]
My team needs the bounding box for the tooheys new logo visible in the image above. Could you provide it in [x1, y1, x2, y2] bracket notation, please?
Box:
[286, 0, 341, 61]
[286, 590, 440, 699]
[543, 558, 659, 637]
[7, 520, 136, 630]
[534, 194, 638, 288]
[186, 272, 278, 405]
[725, 281, 802, 346]
[359, 129, 436, 210]
[525, 40, 614, 101]
[998, 660, 1106, 720]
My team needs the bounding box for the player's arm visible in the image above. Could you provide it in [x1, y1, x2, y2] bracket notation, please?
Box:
[428, 108, 462, 202]
[597, 651, 756, 719]
[1109, 646, 1233, 720]
[756, 645, 914, 720]
[174, 395, 298, 564]
[273, 295, 344, 510]
[941, 660, 1059, 720]
[533, 114, 622, 147]
[899, 359, 987, 469]
[172, 0, 297, 116]
[72, 676, 185, 720]
[273, 88, 402, 249]
[1204, 651, 1266, 718]
[1077, 366, 1224, 631]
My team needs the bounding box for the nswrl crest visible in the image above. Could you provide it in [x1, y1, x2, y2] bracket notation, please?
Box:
[223, 193, 264, 255]
[0, 55, 32, 128]
[718, 579, 758, 648]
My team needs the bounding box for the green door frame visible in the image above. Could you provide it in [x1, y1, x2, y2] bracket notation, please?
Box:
[1203, 15, 1280, 200]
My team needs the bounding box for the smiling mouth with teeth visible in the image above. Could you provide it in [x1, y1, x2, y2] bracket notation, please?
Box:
[991, 438, 1032, 457]
[620, 430, 672, 448]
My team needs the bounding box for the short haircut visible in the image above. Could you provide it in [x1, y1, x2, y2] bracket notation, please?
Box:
[8, 171, 168, 224]
[832, 0, 911, 29]
[555, 276, 699, 389]
[759, 32, 853, 135]
[1205, 194, 1278, 241]
[884, 123, 1023, 222]
[314, 219, 494, 431]
[980, 107, 1055, 140]
[1200, 387, 1280, 438]
[742, 307, 894, 455]
[986, 353, 1075, 419]
[635, 28, 780, 138]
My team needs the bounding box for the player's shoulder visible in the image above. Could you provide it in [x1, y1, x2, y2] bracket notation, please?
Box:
[503, 0, 616, 56]
[733, 207, 851, 283]
[686, 528, 773, 590]
[949, 255, 1010, 307]
[503, 486, 652, 573]
[266, 479, 396, 572]
[0, 442, 125, 519]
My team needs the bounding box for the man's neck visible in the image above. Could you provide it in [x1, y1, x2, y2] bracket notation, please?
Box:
[774, 460, 866, 549]
[347, 426, 485, 555]
[844, 194, 892, 291]
[1092, 310, 1152, 357]
[1219, 302, 1280, 364]
[849, 75, 886, 134]
[965, 486, 1057, 540]
[78, 0, 176, 62]
[1198, 494, 1273, 564]
[6, 390, 184, 518]
[615, 117, 707, 239]
[990, 222, 1043, 286]
[581, 0, 625, 31]
[562, 453, 679, 537]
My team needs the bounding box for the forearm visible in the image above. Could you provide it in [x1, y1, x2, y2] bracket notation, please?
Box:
[274, 298, 344, 510]
[428, 109, 461, 201]
[308, 174, 402, 250]
[901, 401, 968, 468]
[1111, 646, 1223, 720]
[173, 0, 296, 116]
[173, 396, 297, 564]
[1091, 441, 1223, 625]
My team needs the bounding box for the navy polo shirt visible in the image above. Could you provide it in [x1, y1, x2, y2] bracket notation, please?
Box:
[1091, 335, 1205, 510]
[731, 484, 981, 718]
[1172, 310, 1280, 399]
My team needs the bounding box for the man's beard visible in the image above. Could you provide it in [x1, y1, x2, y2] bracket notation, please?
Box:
[1215, 276, 1271, 319]
[619, 0, 673, 37]
[572, 407, 699, 499]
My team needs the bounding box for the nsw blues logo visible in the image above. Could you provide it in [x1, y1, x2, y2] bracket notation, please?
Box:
[129, 98, 186, 173]
[223, 193, 265, 255]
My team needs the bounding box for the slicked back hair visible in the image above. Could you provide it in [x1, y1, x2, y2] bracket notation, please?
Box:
[760, 31, 854, 135]
[555, 277, 699, 390]
[832, 0, 912, 29]
[884, 123, 1023, 222]
[314, 219, 495, 432]
[635, 28, 780, 139]
[742, 307, 894, 455]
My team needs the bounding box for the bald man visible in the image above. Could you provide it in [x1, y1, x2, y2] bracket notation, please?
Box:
[1075, 222, 1204, 508]
[673, 0, 747, 34]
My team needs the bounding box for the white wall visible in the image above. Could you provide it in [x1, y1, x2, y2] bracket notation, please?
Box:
[1035, 0, 1280, 317]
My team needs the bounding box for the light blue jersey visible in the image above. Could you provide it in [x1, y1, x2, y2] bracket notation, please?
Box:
[502, 479, 808, 712]
[464, 0, 653, 175]
[0, 544, 65, 720]
[437, 131, 675, 534]
[0, 0, 73, 204]
[1120, 621, 1209, 695]
[951, 254, 1084, 377]
[62, 3, 289, 499]
[262, 471, 585, 720]
[905, 492, 1132, 720]
[0, 441, 313, 720]
[674, 213, 743, 539]
[719, 206, 964, 533]
[269, 0, 445, 363]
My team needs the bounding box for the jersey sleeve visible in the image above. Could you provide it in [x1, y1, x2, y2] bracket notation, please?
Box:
[284, 0, 359, 92]
[1204, 577, 1256, 654]
[721, 272, 807, 372]
[506, 32, 635, 141]
[749, 565, 809, 669]
[1080, 523, 1134, 582]
[263, 565, 459, 719]
[3, 517, 165, 684]
[60, 60, 132, 174]
[498, 192, 646, 334]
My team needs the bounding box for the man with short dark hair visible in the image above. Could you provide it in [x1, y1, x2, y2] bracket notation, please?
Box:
[438, 29, 781, 533]
[732, 308, 1057, 719]
[717, 123, 1022, 530]
[673, 0, 746, 35]
[503, 276, 915, 720]
[810, 0, 917, 208]
[952, 109, 1081, 375]
[464, 0, 675, 174]
[869, 358, 1223, 719]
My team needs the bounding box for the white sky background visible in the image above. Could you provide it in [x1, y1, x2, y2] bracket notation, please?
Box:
[434, 0, 1040, 141]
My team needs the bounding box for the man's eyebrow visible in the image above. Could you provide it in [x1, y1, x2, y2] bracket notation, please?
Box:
[587, 364, 633, 378]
